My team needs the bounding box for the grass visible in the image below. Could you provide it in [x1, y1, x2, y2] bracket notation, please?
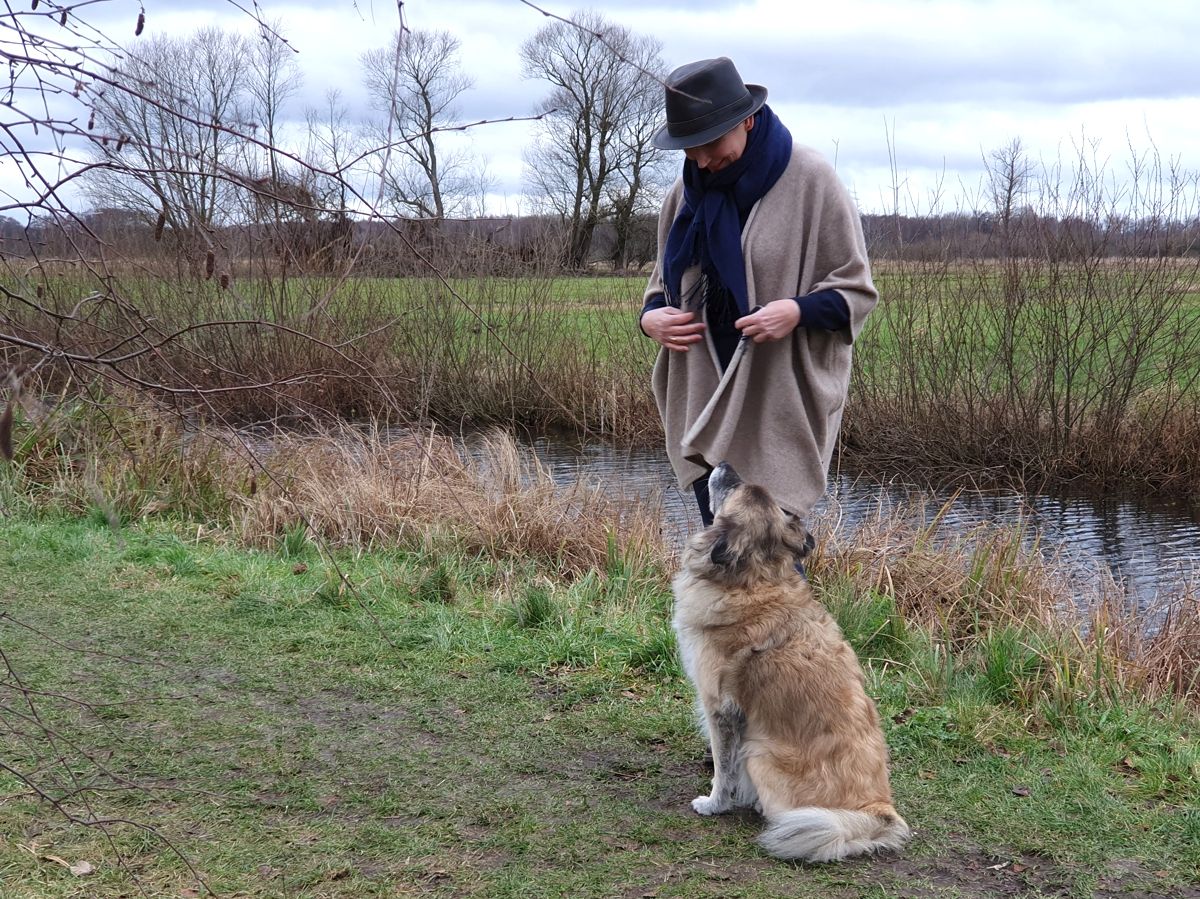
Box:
[1, 514, 1198, 898]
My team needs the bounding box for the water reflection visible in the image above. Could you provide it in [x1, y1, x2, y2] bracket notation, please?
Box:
[519, 435, 1200, 608]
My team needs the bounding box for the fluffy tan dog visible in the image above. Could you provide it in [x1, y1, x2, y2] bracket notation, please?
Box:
[672, 462, 910, 862]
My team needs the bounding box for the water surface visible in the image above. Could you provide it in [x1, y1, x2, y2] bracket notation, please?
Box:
[520, 435, 1200, 609]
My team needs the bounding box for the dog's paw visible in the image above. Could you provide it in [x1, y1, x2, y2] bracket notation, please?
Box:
[691, 794, 726, 816]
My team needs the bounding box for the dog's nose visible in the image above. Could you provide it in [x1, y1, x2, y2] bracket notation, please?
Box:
[712, 461, 742, 488]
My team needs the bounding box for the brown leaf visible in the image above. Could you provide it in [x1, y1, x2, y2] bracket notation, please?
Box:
[0, 400, 13, 462]
[69, 860, 95, 877]
[292, 562, 308, 574]
[135, 11, 145, 35]
[1010, 862, 1028, 874]
[1011, 785, 1032, 797]
[892, 707, 916, 724]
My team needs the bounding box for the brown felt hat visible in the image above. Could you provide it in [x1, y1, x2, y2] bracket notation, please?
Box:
[651, 57, 768, 150]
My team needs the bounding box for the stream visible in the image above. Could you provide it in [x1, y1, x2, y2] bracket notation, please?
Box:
[520, 435, 1200, 611]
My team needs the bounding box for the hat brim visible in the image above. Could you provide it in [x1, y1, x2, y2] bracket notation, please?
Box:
[651, 85, 768, 151]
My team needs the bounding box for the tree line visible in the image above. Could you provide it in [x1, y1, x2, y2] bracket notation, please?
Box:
[4, 8, 1198, 277]
[7, 204, 1198, 273]
[55, 9, 672, 274]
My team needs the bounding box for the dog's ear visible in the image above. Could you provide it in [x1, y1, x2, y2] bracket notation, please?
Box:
[783, 515, 814, 560]
[709, 533, 736, 568]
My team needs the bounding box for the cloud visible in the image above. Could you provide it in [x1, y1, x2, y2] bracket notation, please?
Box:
[4, 0, 1199, 218]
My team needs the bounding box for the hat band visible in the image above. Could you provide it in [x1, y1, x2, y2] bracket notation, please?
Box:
[667, 93, 754, 139]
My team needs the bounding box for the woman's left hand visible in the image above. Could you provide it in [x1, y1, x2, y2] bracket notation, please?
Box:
[734, 299, 800, 343]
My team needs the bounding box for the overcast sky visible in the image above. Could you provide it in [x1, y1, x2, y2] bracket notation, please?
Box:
[4, 0, 1199, 217]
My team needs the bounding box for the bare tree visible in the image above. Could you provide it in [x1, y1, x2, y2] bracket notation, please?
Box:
[987, 138, 1034, 238]
[83, 28, 252, 250]
[244, 18, 302, 211]
[605, 67, 672, 270]
[520, 10, 667, 269]
[361, 28, 475, 220]
[304, 89, 360, 215]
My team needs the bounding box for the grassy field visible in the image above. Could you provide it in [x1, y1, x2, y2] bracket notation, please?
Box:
[2, 511, 1197, 898]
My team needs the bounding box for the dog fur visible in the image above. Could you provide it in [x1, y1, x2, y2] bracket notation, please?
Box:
[672, 462, 910, 862]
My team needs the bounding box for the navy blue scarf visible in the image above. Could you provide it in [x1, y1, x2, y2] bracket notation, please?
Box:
[662, 105, 793, 316]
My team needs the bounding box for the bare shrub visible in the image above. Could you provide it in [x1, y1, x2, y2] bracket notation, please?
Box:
[848, 141, 1200, 495]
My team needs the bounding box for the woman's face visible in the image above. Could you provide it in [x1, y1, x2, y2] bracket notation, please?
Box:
[684, 116, 755, 173]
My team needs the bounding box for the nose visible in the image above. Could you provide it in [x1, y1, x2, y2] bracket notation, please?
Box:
[686, 147, 711, 170]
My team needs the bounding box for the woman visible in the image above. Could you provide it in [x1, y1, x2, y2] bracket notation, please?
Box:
[640, 57, 877, 530]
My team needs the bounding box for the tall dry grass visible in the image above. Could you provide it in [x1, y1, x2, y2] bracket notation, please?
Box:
[231, 425, 663, 578]
[383, 275, 659, 440]
[3, 264, 661, 441]
[0, 395, 662, 578]
[808, 494, 1200, 708]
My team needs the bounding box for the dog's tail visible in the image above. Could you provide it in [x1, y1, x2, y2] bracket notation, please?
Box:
[758, 802, 910, 863]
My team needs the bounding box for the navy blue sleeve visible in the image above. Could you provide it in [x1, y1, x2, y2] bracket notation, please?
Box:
[639, 291, 669, 336]
[793, 288, 851, 331]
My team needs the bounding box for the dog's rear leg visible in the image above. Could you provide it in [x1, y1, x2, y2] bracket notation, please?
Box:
[692, 699, 745, 816]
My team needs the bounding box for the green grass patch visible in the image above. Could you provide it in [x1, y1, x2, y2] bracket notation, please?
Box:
[1, 515, 1197, 897]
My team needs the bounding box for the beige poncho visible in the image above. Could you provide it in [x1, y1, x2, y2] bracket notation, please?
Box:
[644, 144, 878, 519]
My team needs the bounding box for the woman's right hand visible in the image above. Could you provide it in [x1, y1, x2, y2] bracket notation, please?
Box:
[641, 307, 706, 352]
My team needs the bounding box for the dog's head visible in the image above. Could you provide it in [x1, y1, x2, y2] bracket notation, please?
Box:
[689, 462, 814, 586]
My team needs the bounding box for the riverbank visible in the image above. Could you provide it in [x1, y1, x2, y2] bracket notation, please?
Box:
[1, 421, 1197, 896]
[7, 258, 1200, 496]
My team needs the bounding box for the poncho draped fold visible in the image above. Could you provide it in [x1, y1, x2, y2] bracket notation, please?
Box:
[644, 144, 878, 519]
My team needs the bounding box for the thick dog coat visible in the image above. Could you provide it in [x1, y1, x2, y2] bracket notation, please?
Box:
[672, 462, 910, 862]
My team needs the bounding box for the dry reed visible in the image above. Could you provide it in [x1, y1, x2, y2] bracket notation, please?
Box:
[808, 495, 1069, 640]
[808, 494, 1200, 707]
[228, 425, 664, 579]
